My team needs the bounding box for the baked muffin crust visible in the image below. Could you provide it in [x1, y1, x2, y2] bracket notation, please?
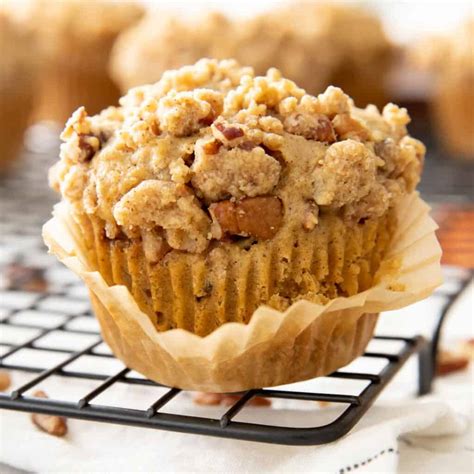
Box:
[51, 59, 424, 256]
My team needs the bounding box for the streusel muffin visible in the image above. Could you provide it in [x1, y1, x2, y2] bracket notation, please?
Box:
[110, 12, 233, 92]
[5, 0, 143, 123]
[259, 2, 394, 106]
[412, 21, 474, 158]
[0, 11, 36, 170]
[49, 59, 425, 337]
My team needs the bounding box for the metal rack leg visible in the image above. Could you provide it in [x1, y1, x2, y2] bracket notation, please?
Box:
[418, 341, 434, 396]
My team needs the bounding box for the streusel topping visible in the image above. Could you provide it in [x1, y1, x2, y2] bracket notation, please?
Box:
[50, 59, 424, 255]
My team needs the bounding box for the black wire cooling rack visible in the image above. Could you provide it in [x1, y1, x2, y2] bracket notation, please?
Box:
[0, 234, 471, 445]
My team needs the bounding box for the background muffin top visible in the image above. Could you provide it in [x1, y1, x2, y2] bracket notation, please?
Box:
[110, 2, 393, 99]
[3, 0, 144, 53]
[412, 19, 474, 75]
[0, 10, 36, 86]
[50, 59, 424, 256]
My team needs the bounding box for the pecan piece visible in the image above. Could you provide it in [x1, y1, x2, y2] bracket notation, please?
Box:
[193, 392, 271, 407]
[31, 390, 68, 437]
[4, 263, 47, 292]
[214, 122, 244, 141]
[202, 139, 222, 155]
[210, 196, 283, 240]
[239, 140, 257, 151]
[0, 371, 11, 391]
[459, 338, 474, 360]
[77, 133, 100, 162]
[332, 114, 370, 141]
[436, 350, 469, 376]
[284, 113, 336, 143]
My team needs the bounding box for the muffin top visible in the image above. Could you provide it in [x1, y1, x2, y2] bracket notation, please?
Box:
[412, 20, 474, 77]
[0, 11, 36, 87]
[237, 2, 392, 77]
[3, 0, 143, 53]
[50, 59, 424, 258]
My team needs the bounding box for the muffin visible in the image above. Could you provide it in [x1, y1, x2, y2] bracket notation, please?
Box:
[258, 2, 395, 106]
[412, 21, 474, 158]
[0, 11, 36, 171]
[5, 0, 144, 124]
[110, 3, 393, 107]
[49, 59, 425, 338]
[110, 12, 233, 92]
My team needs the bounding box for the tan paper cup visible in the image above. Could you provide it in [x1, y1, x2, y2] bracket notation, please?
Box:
[43, 193, 442, 392]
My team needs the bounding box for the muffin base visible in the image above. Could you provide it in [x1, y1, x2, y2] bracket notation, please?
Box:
[74, 209, 396, 337]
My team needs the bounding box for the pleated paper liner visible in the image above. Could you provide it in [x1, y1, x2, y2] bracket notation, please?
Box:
[57, 208, 396, 337]
[43, 193, 442, 392]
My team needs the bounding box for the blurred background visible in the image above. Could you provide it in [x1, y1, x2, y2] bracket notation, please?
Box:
[0, 0, 472, 267]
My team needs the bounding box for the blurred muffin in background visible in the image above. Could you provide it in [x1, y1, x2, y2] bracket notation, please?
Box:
[5, 0, 144, 124]
[412, 21, 474, 159]
[0, 11, 36, 171]
[111, 12, 233, 92]
[227, 11, 337, 95]
[258, 2, 394, 107]
[111, 3, 393, 108]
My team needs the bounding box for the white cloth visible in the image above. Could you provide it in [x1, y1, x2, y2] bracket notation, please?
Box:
[0, 390, 469, 473]
[0, 275, 472, 473]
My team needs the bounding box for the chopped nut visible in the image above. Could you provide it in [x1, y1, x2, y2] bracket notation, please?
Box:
[77, 133, 100, 162]
[141, 230, 171, 263]
[31, 390, 68, 437]
[149, 121, 160, 136]
[4, 263, 47, 292]
[239, 141, 257, 151]
[214, 122, 244, 141]
[199, 112, 216, 127]
[436, 350, 469, 376]
[210, 196, 283, 240]
[374, 138, 397, 161]
[284, 112, 336, 143]
[193, 392, 271, 407]
[332, 114, 370, 141]
[0, 371, 11, 391]
[459, 338, 474, 360]
[202, 139, 222, 155]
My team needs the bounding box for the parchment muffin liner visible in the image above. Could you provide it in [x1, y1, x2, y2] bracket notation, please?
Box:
[43, 193, 442, 392]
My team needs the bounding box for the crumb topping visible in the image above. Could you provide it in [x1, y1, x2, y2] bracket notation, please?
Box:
[51, 59, 425, 256]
